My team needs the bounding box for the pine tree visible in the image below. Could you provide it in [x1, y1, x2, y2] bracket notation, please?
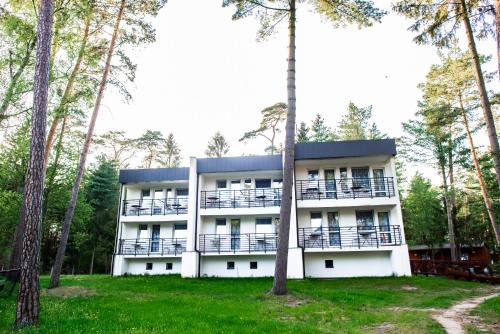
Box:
[296, 122, 310, 143]
[158, 133, 181, 168]
[206, 131, 230, 157]
[310, 114, 333, 142]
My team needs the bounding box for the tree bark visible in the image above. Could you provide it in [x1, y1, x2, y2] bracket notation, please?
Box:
[0, 39, 36, 125]
[15, 0, 53, 327]
[446, 130, 458, 259]
[459, 0, 500, 189]
[44, 9, 92, 167]
[49, 0, 125, 289]
[495, 0, 500, 85]
[271, 0, 295, 296]
[438, 148, 457, 262]
[460, 97, 500, 244]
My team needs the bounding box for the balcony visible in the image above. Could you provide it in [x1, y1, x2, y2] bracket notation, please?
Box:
[200, 188, 282, 209]
[199, 233, 278, 254]
[296, 177, 395, 200]
[122, 198, 188, 216]
[117, 238, 186, 256]
[298, 225, 402, 249]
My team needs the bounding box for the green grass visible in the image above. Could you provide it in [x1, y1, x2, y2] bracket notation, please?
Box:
[0, 275, 492, 333]
[467, 296, 500, 334]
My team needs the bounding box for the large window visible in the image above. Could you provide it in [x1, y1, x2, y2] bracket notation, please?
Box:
[307, 170, 319, 181]
[256, 218, 273, 234]
[373, 168, 386, 197]
[216, 180, 227, 189]
[216, 218, 226, 235]
[356, 211, 374, 230]
[176, 188, 189, 197]
[255, 179, 271, 188]
[174, 224, 187, 239]
[352, 167, 370, 189]
[141, 189, 151, 198]
[327, 212, 340, 246]
[310, 212, 323, 230]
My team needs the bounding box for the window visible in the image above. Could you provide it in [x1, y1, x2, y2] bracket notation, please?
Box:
[328, 212, 340, 246]
[216, 218, 226, 235]
[146, 263, 153, 270]
[231, 180, 241, 190]
[250, 261, 258, 269]
[154, 189, 163, 199]
[141, 189, 151, 198]
[216, 180, 227, 189]
[174, 224, 187, 239]
[310, 212, 323, 229]
[307, 170, 319, 181]
[166, 263, 173, 270]
[378, 212, 390, 231]
[244, 179, 252, 189]
[138, 224, 148, 239]
[352, 167, 370, 189]
[176, 188, 188, 196]
[339, 167, 348, 192]
[255, 179, 271, 188]
[325, 169, 336, 198]
[356, 211, 374, 230]
[256, 218, 273, 234]
[227, 261, 235, 270]
[325, 260, 334, 268]
[373, 168, 386, 196]
[272, 179, 283, 188]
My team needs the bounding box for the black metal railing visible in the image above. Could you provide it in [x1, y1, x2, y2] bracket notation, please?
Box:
[122, 198, 188, 216]
[296, 177, 395, 200]
[117, 238, 186, 256]
[298, 225, 402, 249]
[199, 233, 278, 253]
[200, 188, 282, 209]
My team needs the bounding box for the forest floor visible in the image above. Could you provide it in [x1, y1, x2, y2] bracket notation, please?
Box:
[0, 275, 498, 333]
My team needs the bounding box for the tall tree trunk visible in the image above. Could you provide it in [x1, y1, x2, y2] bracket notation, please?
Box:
[15, 0, 53, 327]
[460, 0, 500, 189]
[0, 39, 36, 125]
[446, 131, 458, 258]
[495, 0, 500, 84]
[89, 244, 95, 275]
[460, 97, 500, 244]
[271, 0, 295, 296]
[44, 9, 92, 166]
[438, 149, 458, 262]
[49, 0, 125, 289]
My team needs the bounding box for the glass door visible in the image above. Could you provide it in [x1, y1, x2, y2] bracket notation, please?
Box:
[377, 212, 392, 244]
[325, 169, 336, 199]
[231, 219, 240, 251]
[150, 225, 160, 252]
[373, 169, 386, 197]
[327, 212, 340, 246]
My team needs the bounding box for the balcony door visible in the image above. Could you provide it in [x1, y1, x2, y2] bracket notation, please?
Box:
[150, 225, 160, 252]
[356, 210, 376, 247]
[327, 212, 340, 246]
[153, 189, 164, 215]
[231, 219, 240, 250]
[378, 212, 392, 244]
[231, 180, 241, 207]
[373, 169, 386, 197]
[325, 169, 336, 199]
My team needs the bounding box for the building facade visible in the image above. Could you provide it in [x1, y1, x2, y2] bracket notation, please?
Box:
[112, 139, 412, 278]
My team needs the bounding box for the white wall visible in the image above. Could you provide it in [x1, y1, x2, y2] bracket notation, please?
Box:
[297, 206, 398, 229]
[199, 215, 279, 235]
[294, 156, 393, 180]
[125, 258, 182, 275]
[304, 251, 393, 278]
[200, 255, 275, 277]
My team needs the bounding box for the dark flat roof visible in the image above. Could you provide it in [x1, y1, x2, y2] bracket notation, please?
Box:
[119, 140, 397, 183]
[119, 167, 189, 184]
[294, 139, 396, 160]
[197, 155, 282, 173]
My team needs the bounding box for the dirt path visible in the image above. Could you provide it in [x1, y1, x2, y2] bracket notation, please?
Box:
[432, 290, 500, 334]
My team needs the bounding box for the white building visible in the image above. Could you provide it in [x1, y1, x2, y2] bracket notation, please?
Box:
[112, 139, 412, 278]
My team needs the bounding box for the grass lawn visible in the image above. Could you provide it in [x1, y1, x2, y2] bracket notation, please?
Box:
[0, 275, 494, 333]
[467, 296, 500, 334]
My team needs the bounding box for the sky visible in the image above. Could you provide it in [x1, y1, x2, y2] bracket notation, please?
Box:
[96, 0, 498, 182]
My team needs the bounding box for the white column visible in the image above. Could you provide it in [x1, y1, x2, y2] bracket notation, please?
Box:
[182, 157, 199, 278]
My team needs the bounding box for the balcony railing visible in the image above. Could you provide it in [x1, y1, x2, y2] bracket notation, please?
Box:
[296, 177, 395, 200]
[122, 198, 188, 216]
[200, 188, 282, 209]
[199, 233, 278, 253]
[117, 238, 186, 256]
[298, 225, 402, 249]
